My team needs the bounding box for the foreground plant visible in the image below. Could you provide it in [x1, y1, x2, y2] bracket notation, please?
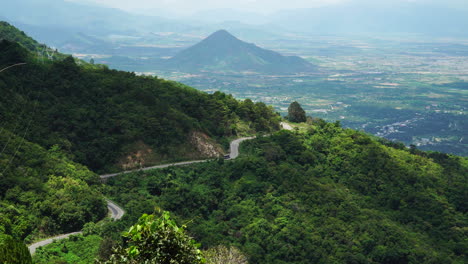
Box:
[98, 212, 204, 264]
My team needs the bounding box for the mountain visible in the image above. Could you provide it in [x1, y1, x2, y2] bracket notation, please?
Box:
[166, 30, 315, 74]
[1, 0, 192, 35]
[0, 21, 46, 53]
[103, 124, 468, 264]
[0, 23, 280, 173]
[2, 21, 467, 264]
[0, 0, 194, 54]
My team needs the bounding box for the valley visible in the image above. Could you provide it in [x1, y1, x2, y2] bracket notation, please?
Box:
[95, 34, 467, 156]
[1, 1, 467, 263]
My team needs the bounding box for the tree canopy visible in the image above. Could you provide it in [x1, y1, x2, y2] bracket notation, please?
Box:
[0, 39, 280, 173]
[287, 101, 306, 123]
[105, 122, 467, 264]
[0, 234, 32, 264]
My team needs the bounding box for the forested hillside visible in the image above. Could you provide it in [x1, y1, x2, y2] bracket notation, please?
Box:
[0, 23, 280, 173]
[1, 21, 466, 264]
[0, 129, 106, 243]
[104, 122, 467, 263]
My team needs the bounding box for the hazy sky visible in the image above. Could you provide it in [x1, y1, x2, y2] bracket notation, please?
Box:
[73, 0, 467, 14]
[80, 0, 343, 14]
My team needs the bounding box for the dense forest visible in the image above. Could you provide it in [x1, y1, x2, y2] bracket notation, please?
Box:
[101, 122, 467, 263]
[0, 129, 106, 244]
[1, 21, 467, 263]
[0, 23, 280, 173]
[0, 21, 279, 260]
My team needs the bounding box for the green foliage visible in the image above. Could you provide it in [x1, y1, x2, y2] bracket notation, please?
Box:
[0, 234, 32, 264]
[0, 129, 106, 241]
[0, 38, 280, 173]
[33, 234, 102, 264]
[100, 212, 205, 264]
[287, 101, 306, 123]
[106, 123, 467, 264]
[0, 21, 43, 54]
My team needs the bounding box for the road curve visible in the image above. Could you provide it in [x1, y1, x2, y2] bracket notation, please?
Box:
[28, 231, 82, 255]
[29, 136, 256, 255]
[227, 136, 255, 159]
[101, 136, 255, 179]
[28, 200, 124, 254]
[107, 199, 125, 220]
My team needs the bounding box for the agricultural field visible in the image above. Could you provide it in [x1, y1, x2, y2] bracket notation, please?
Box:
[95, 35, 468, 156]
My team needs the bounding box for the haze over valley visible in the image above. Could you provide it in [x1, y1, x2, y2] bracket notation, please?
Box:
[5, 0, 464, 155]
[0, 1, 467, 263]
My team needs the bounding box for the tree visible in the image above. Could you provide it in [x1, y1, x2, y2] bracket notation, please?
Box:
[287, 101, 306, 123]
[100, 212, 205, 264]
[0, 234, 32, 264]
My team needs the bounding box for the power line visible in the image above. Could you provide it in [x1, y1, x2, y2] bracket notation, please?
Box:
[0, 64, 33, 155]
[0, 62, 32, 173]
[0, 100, 38, 175]
[0, 63, 27, 73]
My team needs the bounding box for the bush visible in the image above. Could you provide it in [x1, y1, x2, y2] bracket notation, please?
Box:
[100, 212, 204, 264]
[0, 234, 32, 264]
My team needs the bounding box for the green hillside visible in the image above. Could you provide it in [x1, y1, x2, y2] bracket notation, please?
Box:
[0, 31, 280, 173]
[1, 22, 466, 264]
[105, 123, 467, 263]
[167, 30, 315, 74]
[0, 21, 44, 53]
[0, 129, 106, 243]
[0, 21, 68, 62]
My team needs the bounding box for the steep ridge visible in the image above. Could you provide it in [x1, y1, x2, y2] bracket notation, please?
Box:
[167, 29, 315, 74]
[28, 136, 255, 254]
[0, 23, 281, 173]
[27, 200, 124, 255]
[105, 125, 468, 264]
[101, 136, 255, 179]
[0, 129, 107, 249]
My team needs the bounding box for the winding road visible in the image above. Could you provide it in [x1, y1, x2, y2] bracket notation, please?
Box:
[100, 136, 255, 179]
[28, 200, 124, 254]
[28, 136, 255, 254]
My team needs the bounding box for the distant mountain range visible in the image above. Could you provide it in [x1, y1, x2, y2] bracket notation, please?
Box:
[2, 0, 468, 62]
[165, 30, 315, 74]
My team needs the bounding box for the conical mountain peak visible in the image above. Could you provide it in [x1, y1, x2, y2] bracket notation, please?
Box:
[204, 29, 240, 43]
[168, 29, 315, 74]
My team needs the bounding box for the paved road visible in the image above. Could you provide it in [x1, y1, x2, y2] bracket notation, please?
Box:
[28, 136, 256, 255]
[227, 136, 255, 159]
[107, 199, 125, 220]
[100, 160, 208, 179]
[28, 200, 124, 254]
[28, 231, 83, 254]
[280, 122, 294, 131]
[101, 136, 255, 179]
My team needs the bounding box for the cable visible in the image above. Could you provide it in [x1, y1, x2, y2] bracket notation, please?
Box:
[0, 88, 36, 157]
[0, 63, 27, 73]
[0, 62, 27, 139]
[0, 63, 33, 173]
[0, 100, 37, 175]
